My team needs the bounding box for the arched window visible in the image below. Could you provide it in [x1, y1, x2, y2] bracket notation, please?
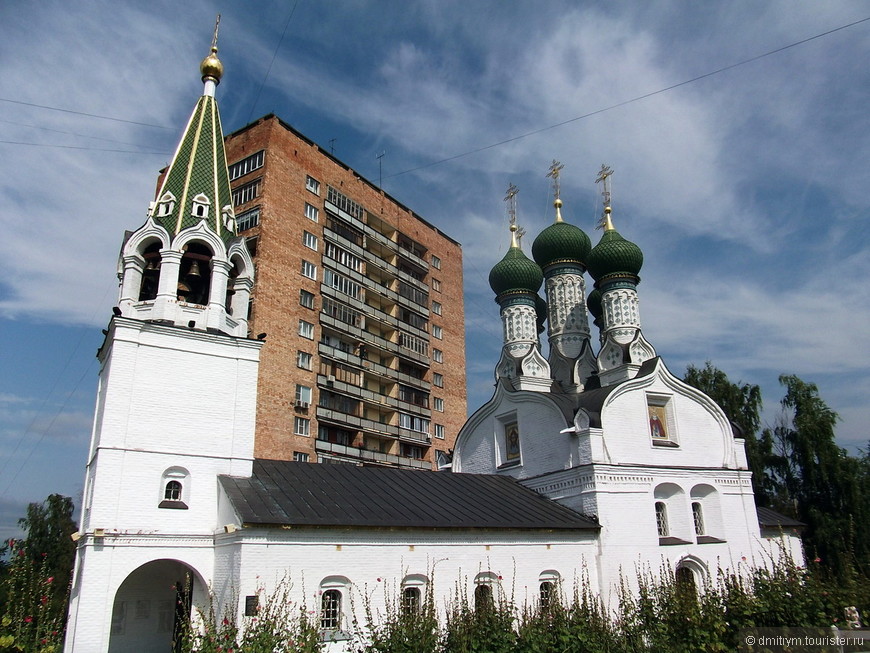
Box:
[474, 584, 492, 612]
[164, 481, 182, 501]
[401, 587, 421, 615]
[191, 193, 210, 219]
[691, 502, 705, 536]
[138, 242, 162, 302]
[159, 467, 189, 509]
[538, 570, 560, 612]
[655, 501, 669, 537]
[675, 566, 696, 595]
[156, 192, 176, 217]
[177, 242, 213, 305]
[320, 589, 341, 629]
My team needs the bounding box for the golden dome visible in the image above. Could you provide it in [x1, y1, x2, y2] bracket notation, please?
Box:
[200, 46, 223, 83]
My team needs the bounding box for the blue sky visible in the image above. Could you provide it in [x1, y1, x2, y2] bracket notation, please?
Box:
[1, 1, 868, 539]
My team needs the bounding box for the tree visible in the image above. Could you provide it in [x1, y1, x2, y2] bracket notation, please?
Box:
[763, 375, 869, 576]
[683, 362, 772, 504]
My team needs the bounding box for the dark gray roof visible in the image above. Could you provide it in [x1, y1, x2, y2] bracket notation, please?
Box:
[756, 506, 805, 529]
[219, 459, 599, 531]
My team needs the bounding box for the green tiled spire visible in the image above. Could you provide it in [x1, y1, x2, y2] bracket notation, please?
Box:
[150, 38, 236, 243]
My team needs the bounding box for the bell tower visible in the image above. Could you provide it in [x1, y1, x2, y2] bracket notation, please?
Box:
[65, 24, 264, 652]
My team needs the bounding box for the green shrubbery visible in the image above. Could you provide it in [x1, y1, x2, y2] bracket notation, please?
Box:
[168, 556, 868, 653]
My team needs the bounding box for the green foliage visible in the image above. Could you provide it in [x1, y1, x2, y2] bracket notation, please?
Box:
[0, 495, 76, 652]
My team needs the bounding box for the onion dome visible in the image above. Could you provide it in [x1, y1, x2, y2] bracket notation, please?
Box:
[200, 46, 223, 83]
[532, 199, 591, 269]
[586, 208, 643, 282]
[586, 288, 602, 320]
[489, 225, 544, 297]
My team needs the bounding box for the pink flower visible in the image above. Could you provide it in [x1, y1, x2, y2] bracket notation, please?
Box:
[40, 596, 48, 605]
[24, 616, 33, 623]
[45, 577, 54, 584]
[814, 557, 821, 563]
[377, 578, 382, 582]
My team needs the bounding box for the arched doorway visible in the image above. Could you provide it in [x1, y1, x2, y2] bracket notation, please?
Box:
[108, 559, 205, 653]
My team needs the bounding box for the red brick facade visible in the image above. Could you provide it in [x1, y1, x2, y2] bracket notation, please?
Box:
[224, 115, 466, 469]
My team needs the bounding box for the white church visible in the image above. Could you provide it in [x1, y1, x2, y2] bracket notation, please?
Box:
[63, 37, 803, 653]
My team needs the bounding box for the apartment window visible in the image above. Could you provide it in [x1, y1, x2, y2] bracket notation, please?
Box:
[299, 320, 314, 339]
[293, 452, 310, 462]
[399, 413, 430, 434]
[294, 417, 310, 436]
[432, 301, 442, 316]
[326, 215, 364, 247]
[236, 207, 260, 231]
[324, 242, 363, 273]
[322, 297, 363, 328]
[434, 397, 444, 412]
[431, 255, 441, 269]
[433, 373, 444, 387]
[300, 290, 315, 309]
[433, 349, 443, 363]
[399, 361, 426, 380]
[400, 332, 428, 357]
[398, 280, 429, 307]
[655, 501, 669, 537]
[228, 150, 264, 181]
[432, 278, 441, 292]
[401, 443, 424, 460]
[232, 179, 260, 207]
[327, 185, 364, 220]
[318, 423, 355, 444]
[297, 351, 312, 370]
[301, 260, 317, 280]
[306, 175, 321, 195]
[432, 325, 443, 340]
[399, 308, 428, 332]
[324, 269, 362, 300]
[305, 202, 319, 222]
[434, 424, 445, 440]
[295, 385, 312, 405]
[399, 384, 429, 408]
[303, 231, 319, 251]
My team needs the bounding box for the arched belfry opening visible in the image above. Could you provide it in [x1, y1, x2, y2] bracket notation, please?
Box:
[108, 559, 206, 653]
[177, 242, 212, 305]
[225, 257, 241, 314]
[138, 242, 162, 302]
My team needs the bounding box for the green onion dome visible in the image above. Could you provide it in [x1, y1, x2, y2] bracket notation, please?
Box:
[489, 226, 544, 296]
[587, 287, 602, 320]
[531, 199, 591, 270]
[586, 209, 643, 282]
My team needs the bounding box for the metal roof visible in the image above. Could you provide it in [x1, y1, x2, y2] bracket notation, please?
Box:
[219, 459, 599, 531]
[756, 506, 805, 529]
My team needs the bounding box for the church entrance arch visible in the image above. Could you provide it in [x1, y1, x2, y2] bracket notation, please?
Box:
[108, 559, 206, 653]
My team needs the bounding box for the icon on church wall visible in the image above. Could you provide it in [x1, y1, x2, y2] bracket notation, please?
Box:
[505, 422, 521, 461]
[648, 405, 669, 440]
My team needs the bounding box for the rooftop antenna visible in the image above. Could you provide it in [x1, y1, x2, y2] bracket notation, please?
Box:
[376, 150, 386, 189]
[595, 164, 614, 230]
[328, 138, 336, 155]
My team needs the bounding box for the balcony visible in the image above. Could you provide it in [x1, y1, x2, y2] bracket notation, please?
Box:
[314, 440, 430, 470]
[318, 343, 431, 390]
[316, 406, 399, 437]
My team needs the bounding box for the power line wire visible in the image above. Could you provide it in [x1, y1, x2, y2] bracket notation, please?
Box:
[0, 97, 173, 130]
[385, 15, 870, 180]
[246, 1, 300, 124]
[0, 140, 168, 154]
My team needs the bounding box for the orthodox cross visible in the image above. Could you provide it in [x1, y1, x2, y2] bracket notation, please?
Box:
[595, 164, 614, 229]
[546, 160, 564, 200]
[504, 182, 519, 228]
[211, 14, 221, 50]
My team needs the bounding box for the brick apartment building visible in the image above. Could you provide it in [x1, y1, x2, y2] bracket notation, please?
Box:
[223, 114, 466, 469]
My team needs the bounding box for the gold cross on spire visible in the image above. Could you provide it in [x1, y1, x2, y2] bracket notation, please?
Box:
[504, 182, 519, 228]
[546, 160, 564, 200]
[211, 14, 222, 50]
[595, 164, 615, 230]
